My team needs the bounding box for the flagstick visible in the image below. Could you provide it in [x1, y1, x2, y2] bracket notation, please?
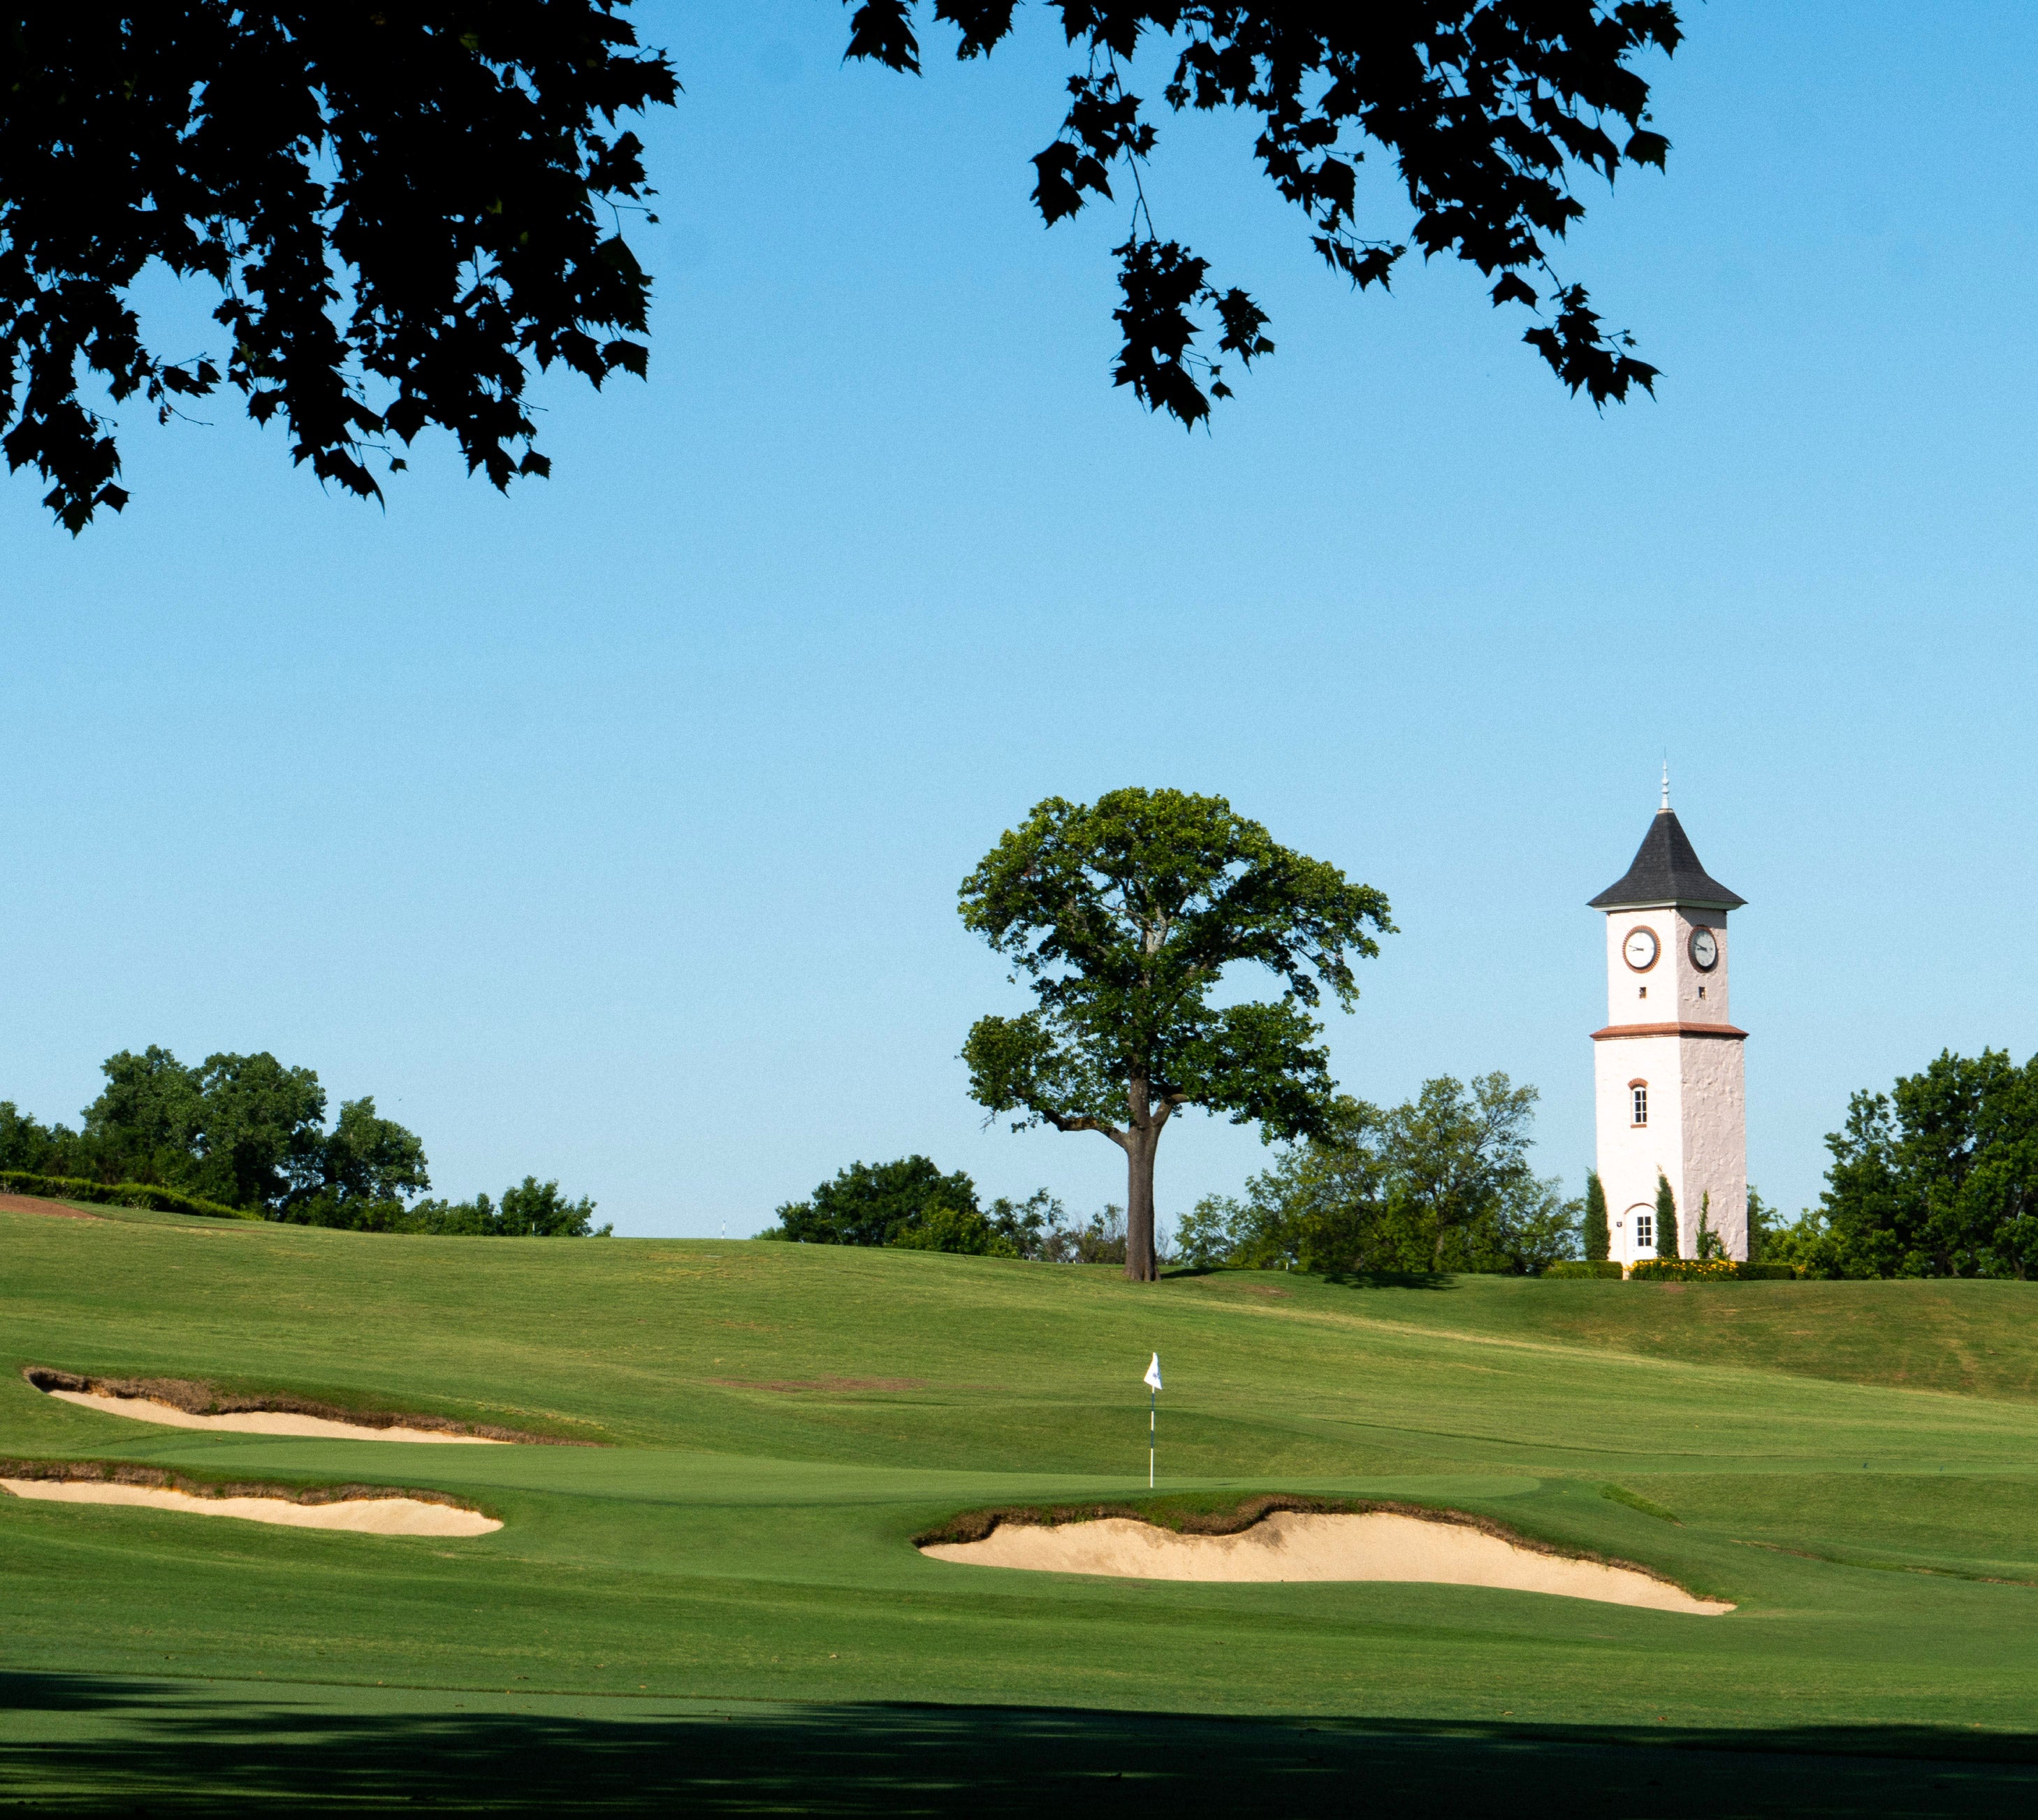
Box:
[1149, 1384, 1156, 1490]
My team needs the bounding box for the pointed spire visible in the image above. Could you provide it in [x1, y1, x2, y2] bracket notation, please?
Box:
[1660, 757, 1671, 812]
[1590, 799, 1745, 911]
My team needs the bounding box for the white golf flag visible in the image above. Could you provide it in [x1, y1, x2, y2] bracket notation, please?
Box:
[1144, 1353, 1163, 1392]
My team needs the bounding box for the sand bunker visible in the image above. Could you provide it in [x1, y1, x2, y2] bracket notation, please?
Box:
[0, 1193, 99, 1221]
[1, 1477, 499, 1536]
[43, 1388, 507, 1443]
[921, 1511, 1731, 1614]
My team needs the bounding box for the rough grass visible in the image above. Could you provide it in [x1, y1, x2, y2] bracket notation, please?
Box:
[1288, 1269, 2038, 1401]
[1600, 1482, 1681, 1523]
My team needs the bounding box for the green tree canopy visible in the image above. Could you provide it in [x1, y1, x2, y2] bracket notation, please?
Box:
[78, 1046, 207, 1183]
[959, 787, 1392, 1281]
[6, 1044, 595, 1235]
[4, 5, 1678, 529]
[315, 1098, 432, 1207]
[775, 1156, 981, 1248]
[497, 1178, 605, 1238]
[1745, 1184, 1776, 1263]
[1181, 1074, 1578, 1277]
[84, 1047, 329, 1212]
[0, 1100, 73, 1177]
[890, 1204, 1015, 1258]
[374, 1179, 608, 1237]
[1796, 1049, 2038, 1279]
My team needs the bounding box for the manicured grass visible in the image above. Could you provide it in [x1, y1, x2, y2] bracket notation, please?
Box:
[1298, 1267, 2038, 1402]
[4, 1202, 2038, 1811]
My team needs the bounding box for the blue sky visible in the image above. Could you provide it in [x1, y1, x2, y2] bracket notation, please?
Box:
[5, 3, 2036, 1235]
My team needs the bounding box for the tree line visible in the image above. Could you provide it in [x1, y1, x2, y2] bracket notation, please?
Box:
[1764, 1049, 2038, 1279]
[764, 1070, 1578, 1276]
[0, 1047, 604, 1237]
[1177, 1074, 1577, 1276]
[760, 1157, 1139, 1265]
[773, 1035, 2038, 1283]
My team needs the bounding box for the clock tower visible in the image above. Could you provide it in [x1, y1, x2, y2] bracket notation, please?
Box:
[1589, 776, 1748, 1264]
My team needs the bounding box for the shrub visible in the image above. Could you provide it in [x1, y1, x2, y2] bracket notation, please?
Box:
[1629, 1258, 1735, 1282]
[1045, 1203, 1129, 1265]
[1629, 1258, 1796, 1283]
[982, 1188, 1069, 1260]
[777, 1156, 980, 1247]
[1694, 1191, 1727, 1260]
[0, 1169, 255, 1221]
[891, 1204, 1017, 1257]
[1543, 1260, 1623, 1279]
[1654, 1172, 1680, 1260]
[1582, 1171, 1610, 1262]
[395, 1180, 609, 1237]
[1746, 1184, 1776, 1262]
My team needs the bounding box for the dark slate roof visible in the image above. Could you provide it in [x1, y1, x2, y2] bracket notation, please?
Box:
[1589, 809, 1746, 910]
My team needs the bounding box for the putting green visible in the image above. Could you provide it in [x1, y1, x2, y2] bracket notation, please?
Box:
[4, 1201, 2038, 1812]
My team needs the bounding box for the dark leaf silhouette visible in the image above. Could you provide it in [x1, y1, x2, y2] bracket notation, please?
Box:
[0, 5, 674, 530]
[848, 3, 1682, 425]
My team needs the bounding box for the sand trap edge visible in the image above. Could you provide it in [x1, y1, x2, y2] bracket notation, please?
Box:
[24, 1367, 595, 1447]
[0, 1459, 500, 1536]
[914, 1494, 1733, 1613]
[40, 1388, 509, 1443]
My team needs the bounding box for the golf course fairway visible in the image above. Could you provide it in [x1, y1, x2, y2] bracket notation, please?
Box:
[6, 1198, 2038, 1814]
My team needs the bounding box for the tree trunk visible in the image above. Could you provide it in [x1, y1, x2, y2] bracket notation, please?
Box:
[1123, 1128, 1158, 1282]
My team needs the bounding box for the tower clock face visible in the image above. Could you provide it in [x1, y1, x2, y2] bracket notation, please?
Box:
[1689, 927, 1719, 971]
[1622, 926, 1659, 971]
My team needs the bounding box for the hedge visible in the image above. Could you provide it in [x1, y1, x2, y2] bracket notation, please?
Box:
[0, 1170, 258, 1221]
[1629, 1258, 1798, 1283]
[1543, 1260, 1624, 1279]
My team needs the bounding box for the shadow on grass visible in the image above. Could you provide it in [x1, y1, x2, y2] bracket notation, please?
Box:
[1317, 1269, 1457, 1290]
[1, 1672, 2034, 1816]
[1161, 1267, 1457, 1290]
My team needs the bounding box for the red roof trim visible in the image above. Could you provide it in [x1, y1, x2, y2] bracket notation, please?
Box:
[1591, 1022, 1748, 1041]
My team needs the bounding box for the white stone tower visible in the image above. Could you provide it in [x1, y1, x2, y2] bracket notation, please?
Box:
[1589, 776, 1747, 1263]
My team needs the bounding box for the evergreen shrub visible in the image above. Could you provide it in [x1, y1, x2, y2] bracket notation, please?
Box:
[1582, 1172, 1610, 1261]
[1544, 1260, 1624, 1279]
[1653, 1172, 1680, 1260]
[0, 1170, 255, 1221]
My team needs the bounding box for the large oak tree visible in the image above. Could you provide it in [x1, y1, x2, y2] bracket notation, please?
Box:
[959, 787, 1392, 1281]
[2, 3, 1679, 530]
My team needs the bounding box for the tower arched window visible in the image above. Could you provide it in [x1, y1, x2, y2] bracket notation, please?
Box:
[1630, 1082, 1648, 1126]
